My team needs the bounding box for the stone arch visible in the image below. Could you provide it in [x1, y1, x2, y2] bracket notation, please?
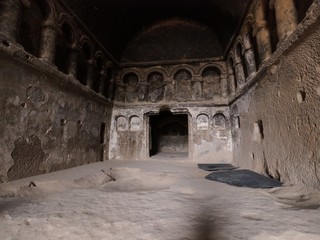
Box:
[173, 68, 193, 81]
[57, 14, 79, 44]
[17, 0, 52, 57]
[79, 36, 94, 60]
[123, 72, 139, 85]
[116, 115, 128, 131]
[45, 0, 57, 21]
[76, 36, 95, 86]
[120, 69, 143, 83]
[199, 63, 225, 77]
[122, 72, 140, 103]
[147, 71, 165, 102]
[93, 51, 106, 94]
[145, 67, 169, 79]
[213, 113, 226, 129]
[196, 113, 210, 130]
[54, 17, 78, 75]
[242, 16, 260, 70]
[129, 115, 142, 131]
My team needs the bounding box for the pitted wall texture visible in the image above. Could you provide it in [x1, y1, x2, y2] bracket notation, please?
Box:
[231, 20, 320, 189]
[0, 55, 112, 182]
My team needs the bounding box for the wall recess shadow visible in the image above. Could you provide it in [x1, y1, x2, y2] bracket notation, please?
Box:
[149, 109, 188, 157]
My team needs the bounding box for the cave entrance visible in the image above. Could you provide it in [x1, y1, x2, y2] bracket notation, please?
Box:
[149, 109, 189, 157]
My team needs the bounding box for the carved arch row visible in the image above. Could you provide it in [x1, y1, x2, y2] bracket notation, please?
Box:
[119, 63, 227, 83]
[226, 0, 315, 95]
[196, 113, 227, 130]
[116, 64, 228, 103]
[115, 115, 142, 132]
[0, 0, 115, 100]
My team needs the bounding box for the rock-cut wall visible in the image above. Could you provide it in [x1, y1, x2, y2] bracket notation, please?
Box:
[0, 52, 112, 182]
[231, 15, 320, 189]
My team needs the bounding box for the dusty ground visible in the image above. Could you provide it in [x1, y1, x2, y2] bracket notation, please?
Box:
[1, 155, 320, 240]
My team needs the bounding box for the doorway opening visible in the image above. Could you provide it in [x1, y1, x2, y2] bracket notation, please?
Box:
[149, 109, 189, 157]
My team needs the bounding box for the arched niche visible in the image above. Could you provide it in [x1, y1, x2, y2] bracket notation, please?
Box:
[196, 114, 209, 130]
[77, 39, 94, 86]
[213, 113, 226, 129]
[129, 116, 141, 131]
[18, 0, 50, 57]
[174, 69, 192, 81]
[116, 116, 127, 131]
[148, 72, 164, 102]
[122, 72, 140, 103]
[123, 72, 139, 85]
[235, 41, 247, 83]
[243, 20, 260, 69]
[202, 66, 221, 100]
[54, 20, 77, 75]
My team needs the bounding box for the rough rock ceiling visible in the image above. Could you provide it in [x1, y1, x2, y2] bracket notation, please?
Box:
[65, 0, 252, 62]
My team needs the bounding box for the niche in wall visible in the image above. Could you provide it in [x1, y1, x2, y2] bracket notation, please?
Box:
[149, 109, 188, 157]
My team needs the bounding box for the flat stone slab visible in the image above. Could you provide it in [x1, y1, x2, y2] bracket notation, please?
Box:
[205, 169, 282, 189]
[197, 163, 238, 171]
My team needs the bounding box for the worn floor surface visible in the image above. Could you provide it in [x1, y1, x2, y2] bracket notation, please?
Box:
[1, 155, 320, 240]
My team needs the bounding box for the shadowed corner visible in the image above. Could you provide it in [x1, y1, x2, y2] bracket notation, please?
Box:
[192, 209, 225, 240]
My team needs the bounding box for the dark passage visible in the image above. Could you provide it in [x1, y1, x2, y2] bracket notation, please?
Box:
[149, 110, 188, 157]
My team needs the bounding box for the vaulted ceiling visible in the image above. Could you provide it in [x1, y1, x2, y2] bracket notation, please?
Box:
[65, 0, 252, 62]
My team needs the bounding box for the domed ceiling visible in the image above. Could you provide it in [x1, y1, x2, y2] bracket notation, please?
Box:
[65, 0, 252, 62]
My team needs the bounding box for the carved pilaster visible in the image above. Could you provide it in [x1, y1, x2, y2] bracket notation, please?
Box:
[0, 0, 22, 42]
[39, 23, 58, 63]
[271, 0, 298, 42]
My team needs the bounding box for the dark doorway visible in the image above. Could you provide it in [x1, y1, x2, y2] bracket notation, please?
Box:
[149, 109, 188, 157]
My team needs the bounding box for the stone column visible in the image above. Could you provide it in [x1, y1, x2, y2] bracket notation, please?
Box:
[243, 34, 257, 77]
[139, 82, 148, 102]
[228, 73, 236, 95]
[164, 81, 174, 101]
[272, 0, 298, 42]
[39, 23, 58, 63]
[253, 0, 273, 64]
[98, 69, 107, 95]
[193, 81, 202, 100]
[107, 79, 115, 101]
[0, 0, 22, 42]
[86, 61, 95, 89]
[234, 57, 246, 87]
[220, 75, 228, 98]
[67, 47, 79, 77]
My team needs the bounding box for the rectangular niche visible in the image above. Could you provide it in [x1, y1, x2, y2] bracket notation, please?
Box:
[149, 110, 189, 157]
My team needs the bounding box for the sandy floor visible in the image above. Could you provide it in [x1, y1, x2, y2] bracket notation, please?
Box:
[1, 157, 320, 240]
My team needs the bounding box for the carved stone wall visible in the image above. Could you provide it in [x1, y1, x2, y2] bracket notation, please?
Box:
[115, 62, 228, 105]
[109, 106, 232, 162]
[231, 3, 320, 189]
[0, 54, 112, 181]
